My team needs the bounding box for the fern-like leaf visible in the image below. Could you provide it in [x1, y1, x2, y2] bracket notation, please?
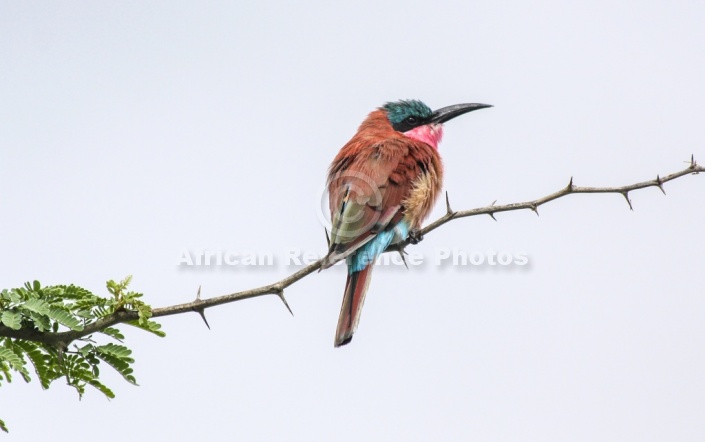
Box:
[0, 360, 12, 384]
[96, 343, 134, 361]
[62, 354, 93, 399]
[1, 311, 21, 330]
[15, 341, 55, 389]
[126, 319, 166, 337]
[22, 298, 50, 316]
[48, 307, 84, 331]
[100, 327, 125, 341]
[87, 378, 115, 399]
[95, 344, 137, 385]
[0, 346, 25, 372]
[4, 342, 31, 382]
[26, 311, 51, 332]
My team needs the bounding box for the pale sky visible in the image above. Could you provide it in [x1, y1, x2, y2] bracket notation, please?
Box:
[2, 1, 705, 441]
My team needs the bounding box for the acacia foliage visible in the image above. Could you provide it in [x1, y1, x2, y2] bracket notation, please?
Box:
[0, 277, 163, 433]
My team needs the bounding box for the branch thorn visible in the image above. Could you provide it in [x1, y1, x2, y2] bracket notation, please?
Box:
[621, 191, 634, 210]
[567, 176, 574, 191]
[656, 175, 666, 195]
[192, 285, 211, 329]
[276, 288, 294, 316]
[445, 191, 453, 215]
[530, 204, 540, 217]
[488, 212, 497, 221]
[397, 247, 409, 270]
[324, 228, 331, 247]
[195, 309, 210, 329]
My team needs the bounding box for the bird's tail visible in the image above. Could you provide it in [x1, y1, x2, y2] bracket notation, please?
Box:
[334, 263, 374, 347]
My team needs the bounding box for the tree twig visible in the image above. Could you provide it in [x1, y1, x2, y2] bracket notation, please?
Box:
[412, 155, 703, 243]
[1, 158, 702, 347]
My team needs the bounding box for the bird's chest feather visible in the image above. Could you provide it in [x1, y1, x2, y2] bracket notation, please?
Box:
[402, 168, 442, 228]
[400, 147, 443, 229]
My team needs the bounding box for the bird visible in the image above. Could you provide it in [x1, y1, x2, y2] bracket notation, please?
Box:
[323, 99, 491, 347]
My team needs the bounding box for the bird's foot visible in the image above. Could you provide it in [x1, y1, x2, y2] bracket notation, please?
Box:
[408, 230, 424, 245]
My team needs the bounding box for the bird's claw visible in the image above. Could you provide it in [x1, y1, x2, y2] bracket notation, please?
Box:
[408, 230, 424, 245]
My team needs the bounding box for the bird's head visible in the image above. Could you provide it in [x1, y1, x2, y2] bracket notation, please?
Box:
[382, 99, 491, 149]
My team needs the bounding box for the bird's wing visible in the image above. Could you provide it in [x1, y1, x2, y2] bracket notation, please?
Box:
[324, 140, 418, 267]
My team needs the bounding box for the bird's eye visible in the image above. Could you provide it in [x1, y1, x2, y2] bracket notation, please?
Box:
[405, 116, 417, 124]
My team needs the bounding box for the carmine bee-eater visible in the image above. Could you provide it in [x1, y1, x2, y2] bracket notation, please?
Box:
[323, 99, 491, 347]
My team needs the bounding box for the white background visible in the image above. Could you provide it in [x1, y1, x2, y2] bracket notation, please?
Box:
[2, 1, 704, 440]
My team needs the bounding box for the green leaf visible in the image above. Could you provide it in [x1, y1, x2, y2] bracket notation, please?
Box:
[26, 311, 52, 332]
[57, 284, 97, 301]
[0, 360, 12, 384]
[62, 354, 93, 399]
[1, 311, 21, 330]
[78, 344, 95, 357]
[106, 276, 132, 298]
[7, 289, 23, 304]
[126, 319, 166, 337]
[22, 298, 51, 316]
[66, 378, 86, 398]
[96, 343, 134, 362]
[15, 341, 56, 389]
[87, 379, 115, 399]
[95, 344, 137, 385]
[106, 280, 118, 296]
[48, 307, 83, 331]
[0, 417, 7, 433]
[0, 347, 25, 372]
[100, 327, 125, 341]
[75, 309, 95, 319]
[9, 345, 31, 383]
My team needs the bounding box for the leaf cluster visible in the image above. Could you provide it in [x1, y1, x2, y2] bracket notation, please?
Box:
[0, 277, 164, 433]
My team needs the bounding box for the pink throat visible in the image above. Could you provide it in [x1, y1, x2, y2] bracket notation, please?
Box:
[403, 124, 444, 149]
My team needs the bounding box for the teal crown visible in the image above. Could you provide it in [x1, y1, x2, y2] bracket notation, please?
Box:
[382, 99, 432, 126]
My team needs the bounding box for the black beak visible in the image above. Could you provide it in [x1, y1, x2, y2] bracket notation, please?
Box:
[430, 103, 492, 124]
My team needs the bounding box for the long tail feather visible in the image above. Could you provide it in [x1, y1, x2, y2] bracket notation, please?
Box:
[334, 263, 374, 347]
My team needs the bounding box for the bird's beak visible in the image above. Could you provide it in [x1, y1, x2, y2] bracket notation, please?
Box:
[430, 103, 492, 124]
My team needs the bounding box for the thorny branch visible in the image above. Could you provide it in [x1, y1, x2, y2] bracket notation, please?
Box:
[1, 158, 702, 348]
